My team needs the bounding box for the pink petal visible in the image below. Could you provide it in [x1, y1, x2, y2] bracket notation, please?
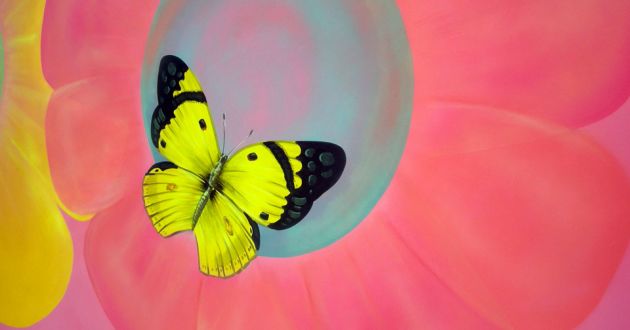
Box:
[85, 192, 494, 329]
[397, 0, 630, 126]
[85, 194, 202, 329]
[577, 243, 630, 329]
[41, 0, 158, 88]
[576, 98, 630, 328]
[385, 103, 630, 328]
[41, 0, 157, 215]
[580, 97, 630, 177]
[45, 75, 151, 215]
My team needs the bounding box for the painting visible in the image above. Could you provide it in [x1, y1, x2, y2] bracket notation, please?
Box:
[1, 0, 629, 328]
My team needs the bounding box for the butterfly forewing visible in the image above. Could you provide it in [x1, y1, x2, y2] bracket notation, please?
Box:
[221, 141, 346, 229]
[151, 55, 221, 176]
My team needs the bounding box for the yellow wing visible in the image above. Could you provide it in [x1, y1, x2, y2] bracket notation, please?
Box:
[194, 192, 259, 278]
[142, 162, 205, 237]
[143, 161, 260, 277]
[221, 141, 346, 229]
[150, 55, 220, 176]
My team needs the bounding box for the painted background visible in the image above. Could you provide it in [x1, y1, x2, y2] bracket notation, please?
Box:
[1, 0, 630, 328]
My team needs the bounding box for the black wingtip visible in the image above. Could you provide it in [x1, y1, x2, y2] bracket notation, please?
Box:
[267, 141, 346, 230]
[159, 55, 188, 70]
[152, 55, 193, 147]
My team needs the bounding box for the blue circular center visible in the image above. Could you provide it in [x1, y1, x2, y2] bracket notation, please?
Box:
[142, 0, 413, 257]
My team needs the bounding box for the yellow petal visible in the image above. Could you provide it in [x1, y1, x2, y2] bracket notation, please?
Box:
[0, 1, 72, 327]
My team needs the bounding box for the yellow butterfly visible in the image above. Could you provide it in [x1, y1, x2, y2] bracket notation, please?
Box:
[142, 55, 346, 278]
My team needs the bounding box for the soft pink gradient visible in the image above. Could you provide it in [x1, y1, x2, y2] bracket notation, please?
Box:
[40, 0, 630, 328]
[578, 244, 630, 330]
[45, 76, 151, 215]
[41, 2, 157, 87]
[85, 191, 495, 329]
[42, 0, 158, 215]
[581, 98, 630, 176]
[398, 0, 630, 127]
[388, 103, 630, 328]
[576, 99, 630, 329]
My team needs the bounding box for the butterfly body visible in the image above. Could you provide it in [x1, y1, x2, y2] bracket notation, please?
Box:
[143, 55, 346, 278]
[192, 154, 228, 227]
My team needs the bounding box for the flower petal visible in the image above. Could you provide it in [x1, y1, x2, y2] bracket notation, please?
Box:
[0, 0, 72, 326]
[386, 103, 630, 328]
[578, 245, 630, 329]
[195, 216, 495, 329]
[85, 194, 203, 329]
[397, 0, 630, 126]
[86, 191, 496, 328]
[41, 0, 158, 88]
[45, 75, 151, 215]
[580, 97, 630, 177]
[41, 0, 158, 216]
[576, 98, 630, 328]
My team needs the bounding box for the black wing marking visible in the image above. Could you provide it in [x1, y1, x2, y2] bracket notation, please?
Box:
[150, 55, 207, 147]
[245, 213, 261, 250]
[263, 141, 346, 230]
[146, 161, 179, 173]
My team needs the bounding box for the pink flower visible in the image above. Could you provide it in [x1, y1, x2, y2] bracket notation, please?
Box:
[42, 0, 630, 328]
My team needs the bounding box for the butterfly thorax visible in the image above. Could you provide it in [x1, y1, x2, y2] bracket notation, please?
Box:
[192, 154, 228, 227]
[207, 154, 228, 191]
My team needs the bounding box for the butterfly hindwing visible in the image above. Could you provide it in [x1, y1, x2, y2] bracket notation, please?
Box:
[142, 162, 205, 237]
[194, 192, 259, 277]
[221, 141, 346, 229]
[143, 161, 259, 278]
[150, 55, 220, 176]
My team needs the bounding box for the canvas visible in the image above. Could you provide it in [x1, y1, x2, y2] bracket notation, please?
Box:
[1, 0, 630, 328]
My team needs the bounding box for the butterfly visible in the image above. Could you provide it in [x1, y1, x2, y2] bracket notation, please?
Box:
[142, 55, 346, 278]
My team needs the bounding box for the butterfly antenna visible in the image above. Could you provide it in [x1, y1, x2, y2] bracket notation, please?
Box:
[228, 129, 254, 156]
[221, 113, 227, 155]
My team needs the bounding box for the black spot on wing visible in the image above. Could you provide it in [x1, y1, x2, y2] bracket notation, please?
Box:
[265, 141, 346, 230]
[150, 55, 207, 147]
